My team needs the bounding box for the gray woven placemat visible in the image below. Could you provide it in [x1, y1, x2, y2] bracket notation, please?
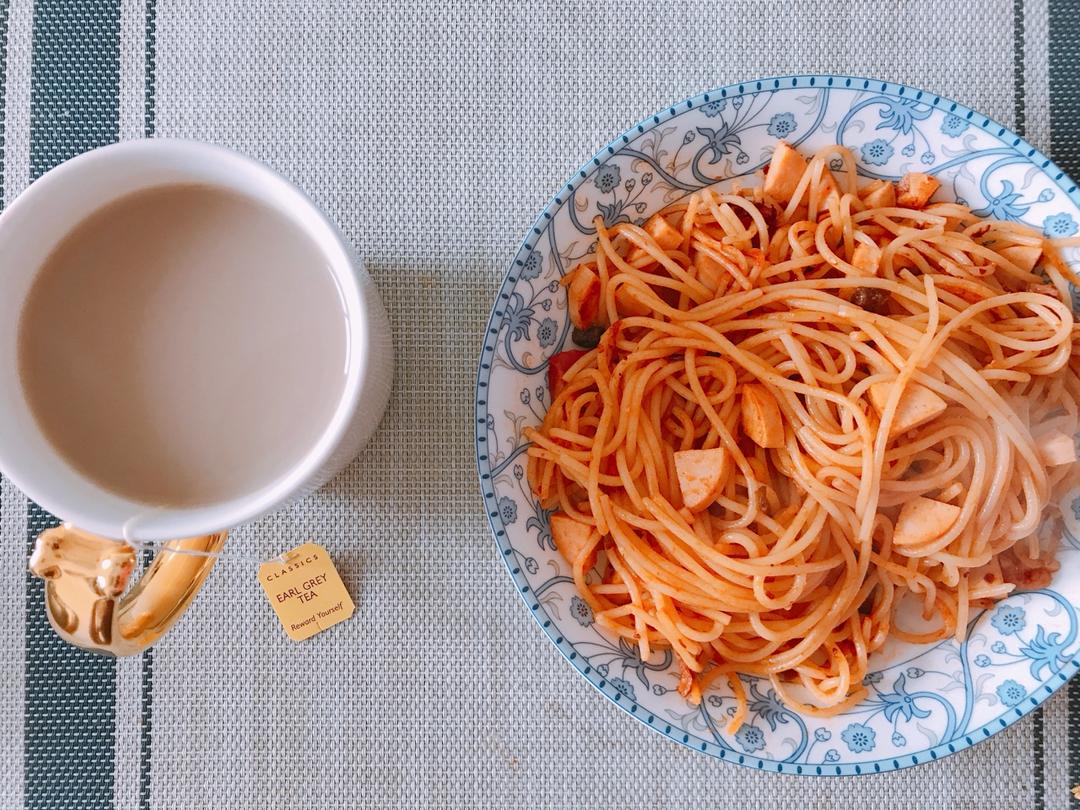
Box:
[1, 0, 1078, 807]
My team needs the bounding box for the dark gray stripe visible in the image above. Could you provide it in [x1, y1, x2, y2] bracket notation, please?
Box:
[25, 507, 115, 810]
[1013, 4, 1043, 803]
[1033, 706, 1045, 809]
[25, 2, 121, 808]
[138, 5, 156, 807]
[1071, 679, 1080, 808]
[1051, 0, 1080, 179]
[1051, 2, 1080, 805]
[1014, 0, 1026, 137]
[29, 1, 121, 175]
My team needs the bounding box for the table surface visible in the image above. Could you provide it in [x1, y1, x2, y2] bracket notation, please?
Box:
[2, 0, 1079, 808]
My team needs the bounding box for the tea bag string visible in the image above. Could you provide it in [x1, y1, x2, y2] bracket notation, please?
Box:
[120, 514, 289, 564]
[120, 534, 283, 565]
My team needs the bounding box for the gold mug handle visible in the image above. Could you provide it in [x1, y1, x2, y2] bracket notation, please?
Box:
[28, 524, 225, 656]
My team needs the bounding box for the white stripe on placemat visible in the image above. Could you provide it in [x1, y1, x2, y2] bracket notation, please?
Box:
[113, 653, 143, 810]
[0, 474, 27, 808]
[2, 0, 30, 208]
[113, 2, 150, 807]
[0, 1, 32, 805]
[118, 0, 146, 142]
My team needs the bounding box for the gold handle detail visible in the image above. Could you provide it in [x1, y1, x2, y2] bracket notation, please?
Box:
[29, 524, 226, 656]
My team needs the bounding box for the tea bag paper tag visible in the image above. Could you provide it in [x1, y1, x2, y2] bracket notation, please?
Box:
[258, 543, 354, 641]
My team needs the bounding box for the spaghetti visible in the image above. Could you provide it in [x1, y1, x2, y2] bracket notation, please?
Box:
[524, 143, 1080, 728]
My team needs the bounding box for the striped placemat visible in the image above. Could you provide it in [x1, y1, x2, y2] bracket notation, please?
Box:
[1, 0, 1079, 807]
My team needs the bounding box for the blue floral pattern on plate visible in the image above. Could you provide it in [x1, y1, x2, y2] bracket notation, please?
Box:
[475, 75, 1080, 776]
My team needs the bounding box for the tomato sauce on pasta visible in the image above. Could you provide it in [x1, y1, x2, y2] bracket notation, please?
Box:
[525, 143, 1080, 728]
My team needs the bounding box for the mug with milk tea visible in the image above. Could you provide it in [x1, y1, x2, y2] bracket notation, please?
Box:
[0, 140, 393, 655]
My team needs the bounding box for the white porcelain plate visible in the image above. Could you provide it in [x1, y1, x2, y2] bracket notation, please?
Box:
[475, 75, 1080, 775]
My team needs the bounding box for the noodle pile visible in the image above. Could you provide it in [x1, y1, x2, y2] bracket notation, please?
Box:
[524, 143, 1080, 728]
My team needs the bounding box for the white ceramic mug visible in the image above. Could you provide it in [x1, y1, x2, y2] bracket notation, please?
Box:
[0, 140, 393, 654]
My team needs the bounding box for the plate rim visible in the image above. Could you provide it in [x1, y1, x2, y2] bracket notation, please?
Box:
[474, 73, 1080, 776]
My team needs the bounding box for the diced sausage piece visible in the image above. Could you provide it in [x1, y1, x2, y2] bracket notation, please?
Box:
[550, 512, 599, 570]
[694, 251, 726, 292]
[741, 384, 785, 448]
[560, 260, 591, 287]
[1000, 244, 1042, 274]
[896, 172, 940, 209]
[860, 179, 897, 209]
[614, 284, 653, 317]
[674, 448, 730, 511]
[763, 142, 809, 205]
[644, 213, 683, 250]
[868, 382, 947, 435]
[850, 242, 879, 276]
[567, 264, 601, 329]
[1037, 430, 1077, 466]
[628, 213, 683, 261]
[547, 350, 588, 399]
[893, 497, 961, 546]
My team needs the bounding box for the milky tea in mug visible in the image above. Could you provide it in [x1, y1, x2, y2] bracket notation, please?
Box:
[17, 183, 349, 508]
